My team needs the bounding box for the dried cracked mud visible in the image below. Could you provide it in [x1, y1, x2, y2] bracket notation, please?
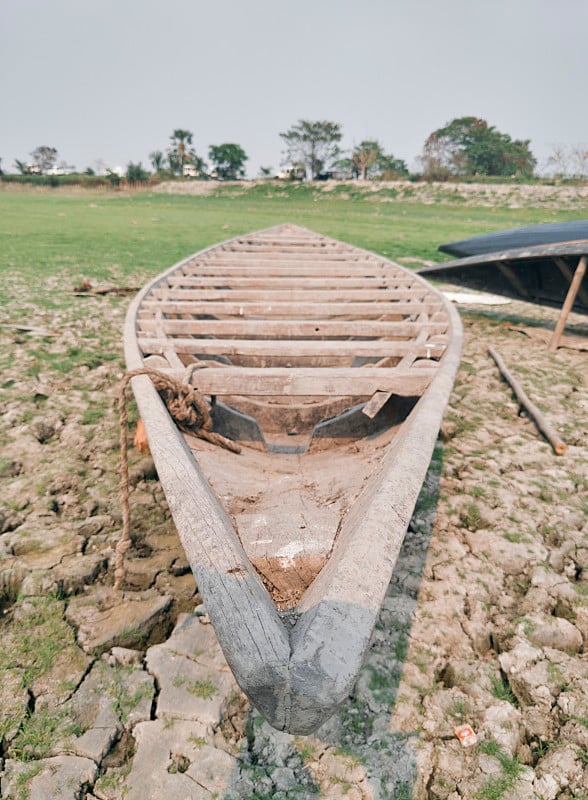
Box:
[0, 228, 587, 799]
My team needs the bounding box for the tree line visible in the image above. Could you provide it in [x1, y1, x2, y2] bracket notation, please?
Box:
[3, 117, 585, 184]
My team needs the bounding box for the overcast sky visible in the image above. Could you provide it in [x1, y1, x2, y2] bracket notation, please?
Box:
[1, 0, 587, 177]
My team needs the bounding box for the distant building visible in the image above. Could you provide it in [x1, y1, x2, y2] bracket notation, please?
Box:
[275, 166, 305, 181]
[183, 164, 200, 178]
[46, 163, 75, 176]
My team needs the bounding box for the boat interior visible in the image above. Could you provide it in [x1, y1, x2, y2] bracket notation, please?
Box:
[133, 226, 453, 608]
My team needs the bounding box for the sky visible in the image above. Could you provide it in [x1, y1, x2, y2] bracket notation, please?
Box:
[1, 0, 587, 178]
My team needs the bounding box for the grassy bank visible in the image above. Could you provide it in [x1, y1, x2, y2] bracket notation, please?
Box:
[1, 183, 585, 304]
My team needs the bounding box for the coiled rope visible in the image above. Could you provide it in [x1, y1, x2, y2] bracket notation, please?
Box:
[115, 367, 241, 590]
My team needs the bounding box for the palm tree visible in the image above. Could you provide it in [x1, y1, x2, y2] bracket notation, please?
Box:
[169, 129, 193, 174]
[149, 150, 165, 172]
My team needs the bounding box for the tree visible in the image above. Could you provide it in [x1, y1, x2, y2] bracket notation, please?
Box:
[208, 143, 248, 180]
[279, 120, 342, 180]
[349, 140, 408, 180]
[350, 140, 380, 180]
[420, 117, 536, 179]
[376, 152, 409, 180]
[149, 150, 165, 172]
[14, 159, 28, 175]
[106, 170, 121, 188]
[167, 129, 197, 174]
[570, 145, 588, 178]
[30, 146, 59, 173]
[126, 162, 150, 185]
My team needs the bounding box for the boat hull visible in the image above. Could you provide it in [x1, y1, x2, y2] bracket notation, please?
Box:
[420, 241, 588, 314]
[124, 224, 462, 732]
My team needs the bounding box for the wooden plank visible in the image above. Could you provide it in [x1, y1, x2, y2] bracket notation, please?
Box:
[137, 318, 448, 338]
[232, 238, 340, 245]
[174, 366, 437, 396]
[151, 287, 433, 303]
[137, 336, 447, 359]
[168, 275, 418, 289]
[227, 247, 346, 255]
[177, 264, 393, 277]
[194, 259, 384, 271]
[207, 251, 378, 261]
[361, 326, 430, 418]
[195, 252, 382, 262]
[139, 299, 444, 318]
[361, 391, 393, 419]
[230, 238, 341, 246]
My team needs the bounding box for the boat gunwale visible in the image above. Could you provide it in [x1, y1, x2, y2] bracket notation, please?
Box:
[422, 239, 588, 272]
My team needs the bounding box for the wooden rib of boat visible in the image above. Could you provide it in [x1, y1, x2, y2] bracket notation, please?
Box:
[419, 241, 588, 315]
[124, 223, 463, 734]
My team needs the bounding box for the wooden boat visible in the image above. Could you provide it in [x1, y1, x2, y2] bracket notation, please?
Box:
[438, 219, 588, 258]
[124, 224, 462, 733]
[419, 241, 588, 315]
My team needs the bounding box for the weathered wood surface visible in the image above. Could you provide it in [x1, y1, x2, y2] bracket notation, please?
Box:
[168, 274, 417, 289]
[419, 241, 588, 315]
[124, 223, 463, 733]
[162, 365, 436, 397]
[549, 255, 587, 351]
[553, 257, 588, 307]
[137, 336, 447, 359]
[177, 263, 398, 277]
[137, 318, 448, 338]
[139, 299, 444, 317]
[488, 346, 567, 455]
[151, 287, 435, 302]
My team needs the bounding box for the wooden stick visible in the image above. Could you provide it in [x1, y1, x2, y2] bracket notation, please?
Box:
[554, 257, 588, 307]
[488, 346, 566, 455]
[548, 255, 587, 352]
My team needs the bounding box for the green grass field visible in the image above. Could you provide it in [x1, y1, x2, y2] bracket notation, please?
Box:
[1, 183, 583, 308]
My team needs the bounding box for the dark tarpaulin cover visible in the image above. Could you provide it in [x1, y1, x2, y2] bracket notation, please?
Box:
[439, 219, 588, 257]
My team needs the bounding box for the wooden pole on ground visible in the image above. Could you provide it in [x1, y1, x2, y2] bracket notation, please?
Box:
[548, 255, 587, 352]
[488, 346, 567, 456]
